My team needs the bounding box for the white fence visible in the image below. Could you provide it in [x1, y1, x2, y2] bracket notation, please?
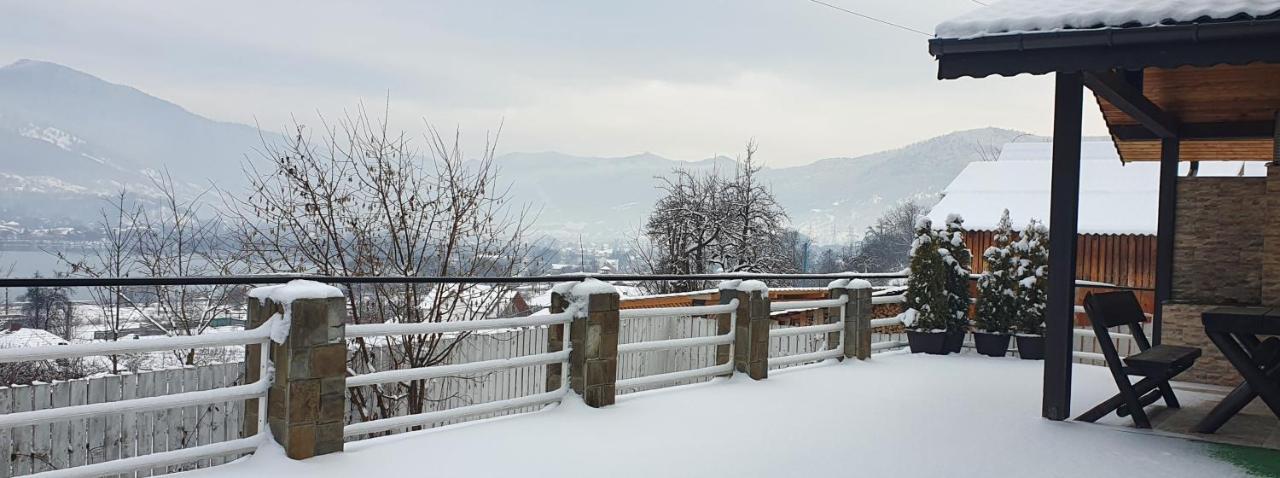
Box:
[0, 285, 1143, 477]
[766, 296, 847, 368]
[343, 311, 575, 438]
[616, 300, 737, 392]
[0, 321, 272, 478]
[0, 364, 246, 476]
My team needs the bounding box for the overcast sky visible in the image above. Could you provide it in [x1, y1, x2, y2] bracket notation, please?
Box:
[1, 0, 1107, 167]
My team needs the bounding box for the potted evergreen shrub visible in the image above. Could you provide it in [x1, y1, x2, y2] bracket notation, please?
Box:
[940, 214, 973, 353]
[903, 217, 950, 355]
[974, 210, 1017, 357]
[1013, 219, 1050, 360]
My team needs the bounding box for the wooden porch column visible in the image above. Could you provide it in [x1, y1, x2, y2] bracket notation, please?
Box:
[1044, 71, 1083, 421]
[1153, 137, 1180, 345]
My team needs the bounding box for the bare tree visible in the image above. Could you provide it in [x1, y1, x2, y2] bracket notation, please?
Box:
[131, 173, 246, 365]
[19, 277, 73, 339]
[635, 167, 725, 292]
[848, 200, 925, 273]
[225, 106, 534, 423]
[53, 189, 143, 373]
[636, 142, 795, 293]
[717, 141, 793, 274]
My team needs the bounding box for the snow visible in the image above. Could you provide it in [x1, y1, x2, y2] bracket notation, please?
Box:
[175, 355, 1248, 478]
[936, 0, 1280, 39]
[716, 279, 768, 294]
[899, 308, 918, 327]
[847, 279, 872, 290]
[927, 141, 1268, 234]
[997, 141, 1121, 162]
[550, 281, 576, 298]
[569, 278, 616, 299]
[248, 280, 344, 303]
[0, 327, 69, 349]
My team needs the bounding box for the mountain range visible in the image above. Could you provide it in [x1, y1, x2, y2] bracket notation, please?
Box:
[0, 59, 1036, 244]
[495, 127, 1031, 243]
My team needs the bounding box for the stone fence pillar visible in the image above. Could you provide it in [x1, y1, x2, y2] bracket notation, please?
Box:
[830, 279, 872, 360]
[559, 280, 620, 408]
[724, 280, 769, 380]
[244, 284, 347, 460]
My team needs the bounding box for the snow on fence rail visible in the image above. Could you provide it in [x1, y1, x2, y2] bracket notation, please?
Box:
[0, 323, 274, 478]
[342, 311, 576, 438]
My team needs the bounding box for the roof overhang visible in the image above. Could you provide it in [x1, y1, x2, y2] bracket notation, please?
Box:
[929, 18, 1280, 80]
[931, 19, 1280, 162]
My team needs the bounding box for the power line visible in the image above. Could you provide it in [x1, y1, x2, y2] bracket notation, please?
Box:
[805, 0, 932, 37]
[970, 0, 990, 6]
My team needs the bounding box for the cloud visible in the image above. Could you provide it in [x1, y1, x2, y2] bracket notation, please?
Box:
[0, 0, 1110, 166]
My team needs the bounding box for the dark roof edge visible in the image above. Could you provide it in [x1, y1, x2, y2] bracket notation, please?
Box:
[929, 18, 1280, 57]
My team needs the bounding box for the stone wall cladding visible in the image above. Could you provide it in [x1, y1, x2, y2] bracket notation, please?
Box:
[1161, 303, 1242, 387]
[1171, 177, 1266, 305]
[1163, 176, 1272, 387]
[1264, 163, 1280, 305]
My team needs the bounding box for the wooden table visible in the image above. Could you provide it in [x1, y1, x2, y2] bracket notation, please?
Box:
[1195, 306, 1280, 433]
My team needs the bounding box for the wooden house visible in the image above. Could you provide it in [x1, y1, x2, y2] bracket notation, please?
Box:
[927, 140, 1266, 317]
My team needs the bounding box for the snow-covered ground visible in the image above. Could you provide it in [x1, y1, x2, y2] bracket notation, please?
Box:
[178, 353, 1248, 478]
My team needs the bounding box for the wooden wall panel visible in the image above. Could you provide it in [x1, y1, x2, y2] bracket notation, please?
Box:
[966, 230, 1158, 316]
[1095, 63, 1280, 162]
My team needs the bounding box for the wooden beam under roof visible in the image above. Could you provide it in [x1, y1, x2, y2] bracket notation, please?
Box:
[1084, 71, 1180, 139]
[1095, 64, 1280, 162]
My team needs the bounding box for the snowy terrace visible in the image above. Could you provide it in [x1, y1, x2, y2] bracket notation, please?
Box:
[175, 355, 1256, 478]
[2, 272, 1271, 478]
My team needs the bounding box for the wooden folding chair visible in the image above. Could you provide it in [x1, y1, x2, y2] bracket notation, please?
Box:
[1075, 291, 1201, 428]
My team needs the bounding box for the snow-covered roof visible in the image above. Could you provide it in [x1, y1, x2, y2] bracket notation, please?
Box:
[0, 326, 69, 349]
[996, 141, 1119, 162]
[927, 141, 1268, 234]
[936, 0, 1280, 39]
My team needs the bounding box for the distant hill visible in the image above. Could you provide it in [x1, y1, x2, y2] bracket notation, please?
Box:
[0, 59, 1040, 244]
[0, 59, 273, 227]
[494, 127, 1039, 244]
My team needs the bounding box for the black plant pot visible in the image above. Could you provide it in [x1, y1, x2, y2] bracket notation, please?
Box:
[944, 330, 966, 354]
[1016, 335, 1046, 360]
[907, 330, 949, 355]
[973, 332, 1011, 357]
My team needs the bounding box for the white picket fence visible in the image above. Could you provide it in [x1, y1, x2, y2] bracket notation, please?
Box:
[0, 363, 246, 477]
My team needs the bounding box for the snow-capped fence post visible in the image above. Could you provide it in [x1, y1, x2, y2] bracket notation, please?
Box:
[723, 280, 769, 380]
[566, 280, 620, 407]
[844, 280, 873, 360]
[244, 281, 347, 460]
